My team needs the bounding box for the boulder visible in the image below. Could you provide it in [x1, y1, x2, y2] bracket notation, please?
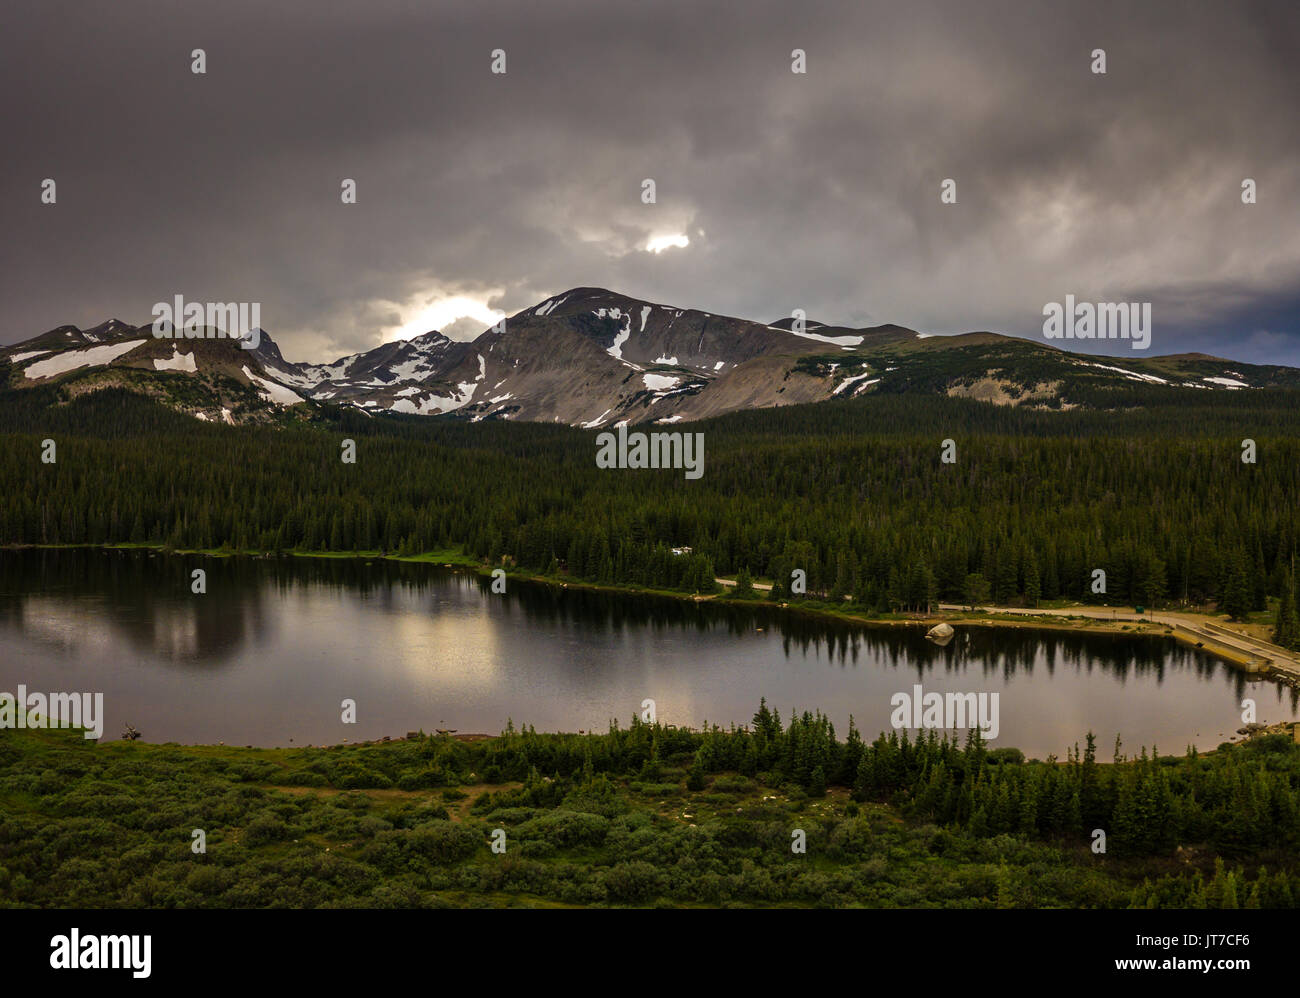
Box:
[926, 622, 955, 646]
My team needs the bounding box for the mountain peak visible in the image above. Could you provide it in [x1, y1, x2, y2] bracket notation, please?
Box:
[83, 319, 133, 341]
[516, 287, 651, 319]
[6, 291, 1297, 428]
[767, 315, 827, 332]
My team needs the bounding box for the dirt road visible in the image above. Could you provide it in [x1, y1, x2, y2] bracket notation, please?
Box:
[936, 603, 1300, 681]
[712, 578, 1300, 682]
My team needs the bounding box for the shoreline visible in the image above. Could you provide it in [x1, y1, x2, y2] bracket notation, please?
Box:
[7, 541, 1299, 688]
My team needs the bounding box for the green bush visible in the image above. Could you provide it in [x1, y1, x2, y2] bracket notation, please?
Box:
[514, 811, 610, 850]
[403, 822, 481, 865]
[243, 813, 290, 846]
[283, 770, 328, 787]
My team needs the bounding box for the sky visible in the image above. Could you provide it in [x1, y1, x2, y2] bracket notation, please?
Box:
[2, 0, 1298, 365]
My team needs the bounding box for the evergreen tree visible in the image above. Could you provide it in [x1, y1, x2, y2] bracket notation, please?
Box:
[1222, 552, 1252, 621]
[1023, 553, 1041, 608]
[1273, 573, 1300, 650]
[964, 572, 990, 610]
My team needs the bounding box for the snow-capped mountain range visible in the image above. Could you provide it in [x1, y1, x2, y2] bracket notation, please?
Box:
[4, 287, 1297, 426]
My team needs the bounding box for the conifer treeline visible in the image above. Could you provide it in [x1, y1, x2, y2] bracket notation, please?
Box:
[1, 388, 1297, 628]
[318, 697, 1300, 900]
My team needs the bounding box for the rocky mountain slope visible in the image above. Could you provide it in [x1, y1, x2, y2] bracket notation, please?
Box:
[4, 286, 1298, 427]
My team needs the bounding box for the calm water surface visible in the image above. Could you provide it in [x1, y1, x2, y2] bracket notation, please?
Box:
[1, 549, 1295, 757]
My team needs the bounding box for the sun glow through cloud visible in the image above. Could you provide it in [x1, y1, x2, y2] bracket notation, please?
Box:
[646, 234, 690, 253]
[385, 294, 505, 342]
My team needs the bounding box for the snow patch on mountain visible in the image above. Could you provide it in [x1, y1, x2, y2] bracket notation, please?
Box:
[534, 295, 567, 317]
[607, 313, 632, 360]
[25, 340, 146, 379]
[387, 355, 430, 381]
[775, 327, 864, 347]
[241, 365, 304, 406]
[1081, 362, 1168, 385]
[391, 376, 481, 415]
[261, 364, 319, 389]
[154, 348, 198, 372]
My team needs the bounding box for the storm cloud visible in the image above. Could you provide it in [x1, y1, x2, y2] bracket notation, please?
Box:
[2, 0, 1297, 363]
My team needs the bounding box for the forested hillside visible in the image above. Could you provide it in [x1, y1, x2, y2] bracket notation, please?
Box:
[1, 386, 1297, 628]
[3, 702, 1298, 908]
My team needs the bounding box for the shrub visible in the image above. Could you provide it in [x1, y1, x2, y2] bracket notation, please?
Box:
[712, 774, 755, 794]
[602, 861, 662, 903]
[403, 822, 481, 865]
[243, 813, 290, 846]
[515, 811, 610, 849]
[283, 770, 328, 787]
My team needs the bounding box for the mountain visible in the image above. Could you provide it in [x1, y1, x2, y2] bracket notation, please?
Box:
[5, 287, 1299, 426]
[0, 325, 312, 425]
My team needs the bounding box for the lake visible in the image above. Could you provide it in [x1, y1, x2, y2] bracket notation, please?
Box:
[1, 548, 1295, 757]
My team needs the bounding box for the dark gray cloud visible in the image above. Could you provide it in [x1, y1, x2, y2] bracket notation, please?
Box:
[2, 0, 1297, 363]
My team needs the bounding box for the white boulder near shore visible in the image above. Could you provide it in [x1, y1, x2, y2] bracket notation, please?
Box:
[925, 622, 955, 645]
